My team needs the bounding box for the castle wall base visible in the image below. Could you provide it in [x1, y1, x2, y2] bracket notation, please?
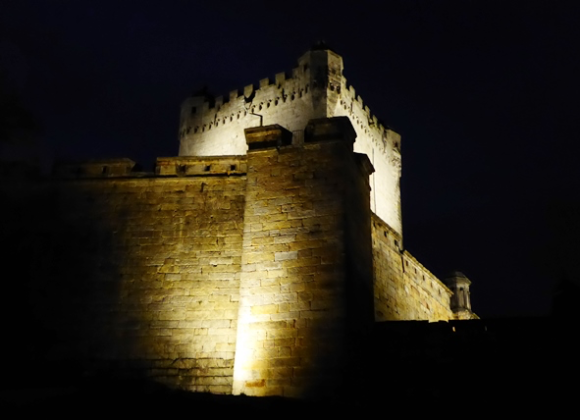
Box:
[0, 117, 467, 397]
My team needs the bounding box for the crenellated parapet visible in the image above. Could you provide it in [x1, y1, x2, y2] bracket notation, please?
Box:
[178, 49, 399, 159]
[371, 214, 455, 322]
[179, 46, 403, 235]
[52, 157, 248, 179]
[337, 83, 401, 168]
[53, 158, 138, 179]
[155, 156, 246, 177]
[178, 59, 315, 157]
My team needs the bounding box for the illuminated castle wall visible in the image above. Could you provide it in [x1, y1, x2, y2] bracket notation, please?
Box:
[0, 47, 475, 398]
[179, 46, 403, 235]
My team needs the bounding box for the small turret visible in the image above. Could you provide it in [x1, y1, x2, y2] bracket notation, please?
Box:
[444, 271, 477, 319]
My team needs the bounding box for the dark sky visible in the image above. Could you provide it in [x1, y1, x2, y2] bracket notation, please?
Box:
[2, 0, 579, 318]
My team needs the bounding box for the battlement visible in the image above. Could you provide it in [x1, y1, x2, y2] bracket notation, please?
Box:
[339, 83, 401, 153]
[155, 156, 247, 177]
[179, 47, 404, 235]
[178, 50, 398, 156]
[178, 59, 313, 157]
[371, 213, 455, 321]
[51, 157, 248, 180]
[53, 158, 138, 179]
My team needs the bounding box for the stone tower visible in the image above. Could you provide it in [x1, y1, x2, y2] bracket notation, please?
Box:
[232, 118, 375, 397]
[178, 44, 403, 235]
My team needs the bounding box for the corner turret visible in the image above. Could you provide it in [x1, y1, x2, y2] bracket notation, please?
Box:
[297, 42, 344, 118]
[444, 271, 478, 319]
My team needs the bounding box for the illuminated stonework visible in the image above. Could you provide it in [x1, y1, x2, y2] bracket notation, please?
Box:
[179, 45, 403, 236]
[0, 46, 477, 398]
[231, 121, 373, 397]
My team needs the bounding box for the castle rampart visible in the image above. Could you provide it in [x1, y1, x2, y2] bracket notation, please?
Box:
[1, 118, 381, 395]
[1, 50, 477, 397]
[178, 46, 403, 235]
[371, 214, 454, 321]
[53, 158, 138, 178]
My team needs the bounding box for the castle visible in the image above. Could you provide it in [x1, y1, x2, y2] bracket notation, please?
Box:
[1, 45, 475, 398]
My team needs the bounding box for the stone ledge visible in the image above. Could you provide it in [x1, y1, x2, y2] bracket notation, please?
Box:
[245, 125, 292, 151]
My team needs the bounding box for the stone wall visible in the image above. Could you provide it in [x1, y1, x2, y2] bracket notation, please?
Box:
[2, 157, 246, 393]
[178, 47, 403, 235]
[232, 119, 375, 398]
[372, 214, 454, 321]
[1, 117, 463, 398]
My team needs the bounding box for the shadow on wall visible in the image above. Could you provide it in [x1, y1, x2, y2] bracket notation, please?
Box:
[1, 179, 126, 384]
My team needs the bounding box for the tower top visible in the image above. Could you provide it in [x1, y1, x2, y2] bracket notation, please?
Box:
[178, 47, 403, 235]
[445, 271, 470, 282]
[309, 40, 336, 53]
[443, 271, 477, 319]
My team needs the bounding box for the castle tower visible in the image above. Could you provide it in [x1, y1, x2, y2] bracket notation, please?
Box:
[232, 117, 375, 398]
[178, 45, 403, 236]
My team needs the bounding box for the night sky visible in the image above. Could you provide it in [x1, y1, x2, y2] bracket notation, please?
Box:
[2, 0, 579, 318]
